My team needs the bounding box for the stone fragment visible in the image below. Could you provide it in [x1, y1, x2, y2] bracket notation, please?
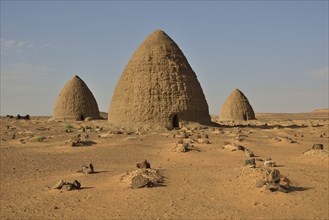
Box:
[245, 149, 254, 157]
[172, 143, 191, 152]
[62, 183, 74, 191]
[78, 163, 94, 174]
[224, 142, 245, 151]
[244, 158, 256, 168]
[136, 160, 151, 169]
[312, 144, 324, 150]
[53, 180, 65, 189]
[131, 175, 150, 189]
[268, 169, 281, 183]
[264, 161, 276, 167]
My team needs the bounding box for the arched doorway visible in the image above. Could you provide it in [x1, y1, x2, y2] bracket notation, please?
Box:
[173, 114, 179, 128]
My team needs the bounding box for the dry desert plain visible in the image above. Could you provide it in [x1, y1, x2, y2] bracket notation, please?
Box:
[0, 109, 328, 219]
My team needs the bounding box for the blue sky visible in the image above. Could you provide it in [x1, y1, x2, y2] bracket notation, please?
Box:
[1, 1, 328, 115]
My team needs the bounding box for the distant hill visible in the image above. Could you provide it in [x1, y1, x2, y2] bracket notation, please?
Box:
[256, 109, 328, 120]
[312, 108, 329, 113]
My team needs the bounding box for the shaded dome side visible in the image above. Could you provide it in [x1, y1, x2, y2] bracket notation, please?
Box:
[219, 89, 255, 121]
[53, 75, 100, 120]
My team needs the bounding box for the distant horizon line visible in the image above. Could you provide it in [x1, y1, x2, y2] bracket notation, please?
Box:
[1, 108, 328, 117]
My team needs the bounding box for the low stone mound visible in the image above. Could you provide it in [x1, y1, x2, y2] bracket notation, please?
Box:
[238, 167, 292, 193]
[303, 149, 329, 160]
[53, 180, 81, 191]
[120, 168, 164, 189]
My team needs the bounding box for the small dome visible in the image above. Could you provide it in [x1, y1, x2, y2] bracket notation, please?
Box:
[219, 88, 256, 121]
[52, 75, 100, 120]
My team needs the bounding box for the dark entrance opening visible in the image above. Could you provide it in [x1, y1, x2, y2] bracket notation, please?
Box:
[80, 114, 84, 121]
[243, 114, 247, 120]
[173, 114, 179, 128]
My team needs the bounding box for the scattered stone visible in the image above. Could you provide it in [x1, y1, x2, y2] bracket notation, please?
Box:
[312, 144, 324, 150]
[172, 143, 192, 152]
[121, 168, 164, 189]
[224, 142, 245, 151]
[197, 138, 211, 144]
[65, 134, 95, 147]
[266, 181, 281, 192]
[53, 180, 65, 189]
[280, 176, 291, 188]
[62, 183, 75, 191]
[244, 158, 256, 168]
[267, 169, 281, 183]
[53, 180, 81, 191]
[77, 163, 94, 174]
[136, 160, 151, 169]
[245, 149, 254, 157]
[264, 160, 276, 167]
[131, 175, 151, 189]
[72, 180, 81, 189]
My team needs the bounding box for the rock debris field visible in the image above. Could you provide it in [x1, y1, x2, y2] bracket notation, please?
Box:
[0, 111, 328, 219]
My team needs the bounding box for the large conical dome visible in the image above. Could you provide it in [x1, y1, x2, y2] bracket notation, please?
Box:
[52, 75, 100, 120]
[108, 30, 211, 130]
[219, 88, 256, 121]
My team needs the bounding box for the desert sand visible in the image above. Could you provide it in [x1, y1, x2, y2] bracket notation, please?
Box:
[0, 110, 328, 219]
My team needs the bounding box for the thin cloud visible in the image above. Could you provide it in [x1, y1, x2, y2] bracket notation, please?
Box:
[307, 67, 328, 80]
[0, 38, 51, 52]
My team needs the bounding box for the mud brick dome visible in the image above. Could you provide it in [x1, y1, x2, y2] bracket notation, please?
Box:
[108, 30, 211, 129]
[52, 75, 100, 120]
[219, 88, 255, 121]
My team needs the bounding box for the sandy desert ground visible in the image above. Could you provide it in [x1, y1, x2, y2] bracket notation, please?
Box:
[0, 110, 328, 219]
